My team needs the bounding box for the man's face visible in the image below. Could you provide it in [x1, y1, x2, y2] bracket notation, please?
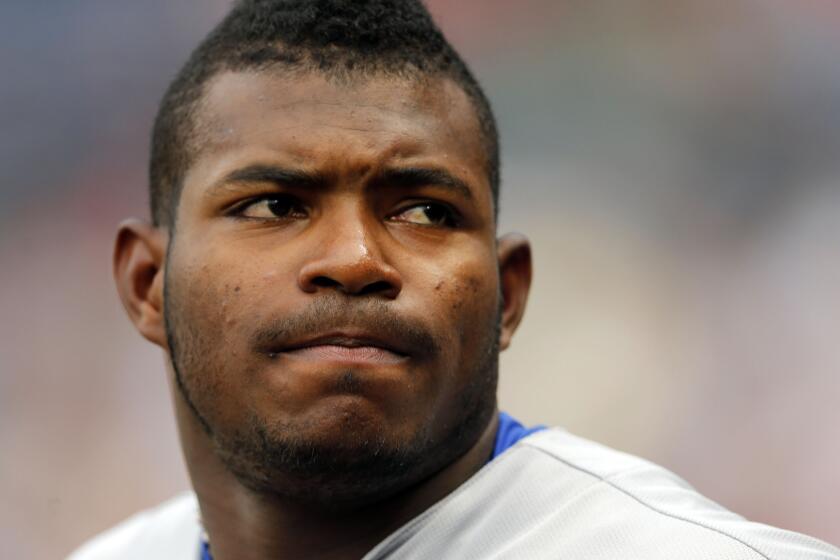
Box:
[163, 70, 503, 502]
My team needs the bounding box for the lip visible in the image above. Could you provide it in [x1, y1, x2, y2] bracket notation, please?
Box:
[280, 344, 406, 364]
[269, 331, 410, 362]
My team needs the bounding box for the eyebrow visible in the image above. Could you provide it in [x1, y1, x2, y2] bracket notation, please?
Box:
[206, 163, 474, 200]
[373, 167, 474, 201]
[206, 164, 326, 196]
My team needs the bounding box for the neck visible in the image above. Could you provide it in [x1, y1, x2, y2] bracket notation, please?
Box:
[175, 394, 498, 560]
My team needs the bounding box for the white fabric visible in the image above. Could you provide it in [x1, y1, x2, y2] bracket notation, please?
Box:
[68, 428, 840, 559]
[67, 491, 201, 560]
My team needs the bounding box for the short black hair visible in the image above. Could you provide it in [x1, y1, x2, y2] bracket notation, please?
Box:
[149, 0, 499, 227]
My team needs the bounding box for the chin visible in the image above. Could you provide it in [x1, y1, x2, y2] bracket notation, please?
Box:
[213, 385, 494, 508]
[254, 383, 419, 441]
[213, 402, 435, 507]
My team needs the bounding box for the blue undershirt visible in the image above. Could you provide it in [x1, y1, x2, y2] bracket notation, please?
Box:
[200, 412, 544, 560]
[491, 411, 546, 461]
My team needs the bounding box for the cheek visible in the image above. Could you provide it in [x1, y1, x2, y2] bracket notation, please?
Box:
[176, 242, 287, 323]
[176, 261, 246, 332]
[418, 264, 499, 417]
[428, 258, 500, 351]
[167, 244, 280, 418]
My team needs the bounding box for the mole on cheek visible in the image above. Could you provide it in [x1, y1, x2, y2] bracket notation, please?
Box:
[450, 275, 484, 310]
[467, 276, 481, 293]
[449, 282, 466, 311]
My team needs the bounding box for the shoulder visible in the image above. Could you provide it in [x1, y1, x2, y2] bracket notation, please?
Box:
[510, 428, 840, 559]
[66, 492, 201, 560]
[368, 428, 839, 559]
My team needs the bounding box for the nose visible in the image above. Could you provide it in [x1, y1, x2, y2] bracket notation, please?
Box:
[297, 212, 402, 299]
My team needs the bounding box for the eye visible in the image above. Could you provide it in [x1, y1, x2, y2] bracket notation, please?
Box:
[390, 202, 458, 227]
[231, 195, 307, 220]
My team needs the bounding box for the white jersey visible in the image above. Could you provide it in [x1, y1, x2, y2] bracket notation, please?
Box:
[68, 428, 840, 559]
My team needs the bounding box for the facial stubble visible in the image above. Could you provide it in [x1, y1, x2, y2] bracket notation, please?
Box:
[163, 250, 502, 507]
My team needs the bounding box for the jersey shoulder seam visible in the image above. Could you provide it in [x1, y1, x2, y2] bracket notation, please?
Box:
[523, 440, 771, 560]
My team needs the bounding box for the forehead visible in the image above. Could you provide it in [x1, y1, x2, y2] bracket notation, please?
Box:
[184, 69, 489, 195]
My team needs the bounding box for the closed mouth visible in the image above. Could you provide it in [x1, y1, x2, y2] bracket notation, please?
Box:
[269, 332, 410, 363]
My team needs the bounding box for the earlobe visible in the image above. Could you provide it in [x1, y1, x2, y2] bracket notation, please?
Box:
[497, 233, 532, 350]
[113, 218, 169, 348]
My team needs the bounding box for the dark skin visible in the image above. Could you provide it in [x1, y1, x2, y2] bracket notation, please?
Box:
[114, 70, 532, 560]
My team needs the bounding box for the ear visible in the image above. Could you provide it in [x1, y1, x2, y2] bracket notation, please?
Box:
[497, 232, 532, 350]
[113, 218, 168, 348]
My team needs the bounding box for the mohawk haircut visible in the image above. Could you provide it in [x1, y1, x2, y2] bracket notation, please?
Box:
[149, 0, 500, 227]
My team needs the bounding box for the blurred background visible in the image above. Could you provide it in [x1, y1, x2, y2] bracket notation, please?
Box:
[2, 1, 839, 557]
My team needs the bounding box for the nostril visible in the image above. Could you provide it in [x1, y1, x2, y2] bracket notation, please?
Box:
[358, 280, 395, 296]
[311, 276, 341, 289]
[299, 264, 402, 297]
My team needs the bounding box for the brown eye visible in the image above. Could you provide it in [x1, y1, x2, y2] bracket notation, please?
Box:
[392, 203, 457, 227]
[235, 195, 307, 220]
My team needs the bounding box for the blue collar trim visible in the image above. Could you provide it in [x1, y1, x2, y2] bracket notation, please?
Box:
[199, 412, 544, 559]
